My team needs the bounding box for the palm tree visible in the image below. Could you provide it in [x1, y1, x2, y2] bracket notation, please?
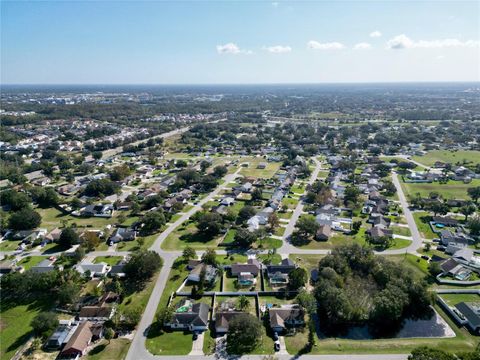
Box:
[237, 295, 250, 311]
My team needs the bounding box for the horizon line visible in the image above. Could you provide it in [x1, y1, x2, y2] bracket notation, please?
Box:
[2, 80, 480, 87]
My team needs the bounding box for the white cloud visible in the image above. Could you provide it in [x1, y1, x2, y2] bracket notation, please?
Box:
[271, 2, 279, 7]
[370, 31, 382, 38]
[263, 45, 292, 53]
[307, 40, 345, 50]
[216, 43, 252, 55]
[354, 42, 372, 50]
[387, 34, 480, 49]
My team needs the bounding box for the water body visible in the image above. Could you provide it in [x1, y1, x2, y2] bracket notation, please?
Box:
[317, 308, 455, 340]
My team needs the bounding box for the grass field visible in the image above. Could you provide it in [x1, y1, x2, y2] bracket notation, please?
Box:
[391, 226, 412, 237]
[17, 256, 46, 270]
[412, 212, 437, 239]
[413, 150, 480, 167]
[161, 220, 222, 250]
[87, 338, 131, 360]
[0, 240, 21, 251]
[0, 298, 51, 360]
[401, 179, 480, 200]
[285, 302, 478, 355]
[439, 293, 480, 306]
[93, 255, 123, 266]
[146, 329, 192, 355]
[38, 207, 116, 231]
[239, 157, 281, 179]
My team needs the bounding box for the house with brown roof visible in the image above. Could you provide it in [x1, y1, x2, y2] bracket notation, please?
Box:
[230, 258, 261, 277]
[269, 305, 305, 333]
[79, 306, 114, 321]
[60, 321, 93, 357]
[215, 311, 245, 334]
[315, 224, 331, 241]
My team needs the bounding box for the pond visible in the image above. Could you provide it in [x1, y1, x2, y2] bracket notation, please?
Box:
[317, 308, 455, 340]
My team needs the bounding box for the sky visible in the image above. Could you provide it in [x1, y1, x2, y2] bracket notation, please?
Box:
[1, 0, 479, 84]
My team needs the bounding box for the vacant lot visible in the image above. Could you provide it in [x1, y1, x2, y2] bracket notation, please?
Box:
[161, 220, 222, 250]
[439, 293, 480, 306]
[401, 179, 480, 200]
[239, 157, 281, 179]
[87, 338, 131, 360]
[413, 150, 480, 167]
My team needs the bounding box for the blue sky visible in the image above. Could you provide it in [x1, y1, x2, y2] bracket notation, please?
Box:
[1, 1, 479, 84]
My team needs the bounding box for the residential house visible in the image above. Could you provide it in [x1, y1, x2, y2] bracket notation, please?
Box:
[266, 259, 297, 286]
[215, 311, 244, 334]
[230, 259, 261, 277]
[108, 228, 136, 244]
[79, 306, 114, 322]
[165, 300, 210, 332]
[269, 305, 305, 333]
[187, 263, 218, 284]
[80, 204, 114, 218]
[455, 302, 480, 333]
[76, 263, 110, 278]
[60, 321, 93, 358]
[46, 324, 74, 349]
[30, 258, 58, 273]
[315, 224, 331, 241]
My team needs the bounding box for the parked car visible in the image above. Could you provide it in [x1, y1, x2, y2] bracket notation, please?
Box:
[421, 255, 430, 261]
[193, 332, 199, 340]
[436, 245, 446, 251]
[274, 341, 280, 352]
[273, 332, 279, 341]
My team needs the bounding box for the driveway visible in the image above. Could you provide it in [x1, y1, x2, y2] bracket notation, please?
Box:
[189, 331, 204, 355]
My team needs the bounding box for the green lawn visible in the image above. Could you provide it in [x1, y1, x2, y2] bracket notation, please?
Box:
[215, 253, 248, 266]
[413, 150, 480, 167]
[239, 157, 281, 179]
[255, 237, 282, 250]
[220, 229, 236, 246]
[18, 256, 46, 270]
[391, 226, 412, 237]
[157, 258, 189, 309]
[203, 329, 216, 355]
[93, 256, 123, 266]
[161, 221, 222, 250]
[289, 254, 325, 271]
[38, 207, 117, 231]
[412, 212, 437, 239]
[223, 274, 260, 292]
[118, 271, 160, 320]
[282, 197, 299, 209]
[439, 293, 480, 306]
[146, 330, 192, 355]
[285, 302, 478, 355]
[0, 240, 21, 251]
[87, 338, 131, 360]
[0, 298, 51, 360]
[401, 179, 480, 200]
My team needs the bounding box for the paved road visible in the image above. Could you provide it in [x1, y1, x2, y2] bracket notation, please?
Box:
[280, 157, 323, 252]
[391, 171, 423, 253]
[101, 119, 226, 160]
[126, 168, 243, 360]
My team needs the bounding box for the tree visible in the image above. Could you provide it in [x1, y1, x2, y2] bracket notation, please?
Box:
[31, 312, 58, 337]
[212, 165, 227, 178]
[467, 187, 480, 204]
[296, 290, 317, 315]
[288, 267, 308, 290]
[57, 282, 81, 306]
[109, 164, 131, 181]
[197, 212, 223, 236]
[30, 187, 58, 208]
[82, 231, 100, 251]
[351, 221, 362, 234]
[297, 215, 319, 238]
[460, 204, 476, 221]
[175, 159, 188, 168]
[408, 346, 456, 360]
[200, 160, 210, 173]
[141, 210, 166, 235]
[182, 246, 196, 261]
[428, 261, 442, 277]
[238, 206, 256, 223]
[344, 186, 361, 205]
[226, 313, 262, 354]
[468, 217, 480, 236]
[234, 228, 257, 248]
[8, 208, 41, 230]
[201, 248, 217, 266]
[124, 250, 162, 283]
[92, 151, 103, 160]
[429, 202, 449, 216]
[236, 295, 250, 311]
[84, 179, 120, 197]
[59, 227, 80, 248]
[156, 306, 174, 328]
[251, 188, 263, 202]
[267, 213, 279, 232]
[104, 327, 114, 344]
